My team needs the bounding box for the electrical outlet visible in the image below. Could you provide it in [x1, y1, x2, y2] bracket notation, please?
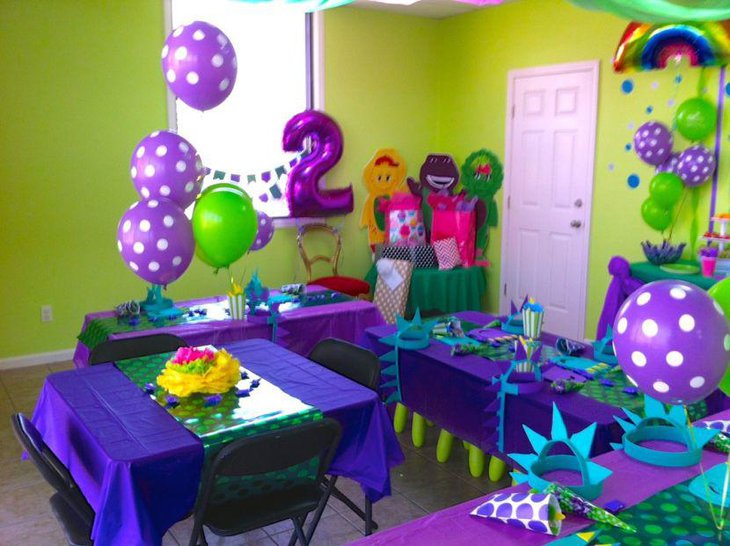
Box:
[41, 305, 53, 322]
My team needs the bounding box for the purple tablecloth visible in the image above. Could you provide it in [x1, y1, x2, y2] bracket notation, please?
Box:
[33, 339, 403, 546]
[362, 310, 726, 460]
[596, 256, 644, 339]
[73, 287, 385, 367]
[349, 410, 730, 545]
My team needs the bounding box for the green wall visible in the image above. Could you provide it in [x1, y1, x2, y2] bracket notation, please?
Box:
[0, 2, 439, 359]
[435, 0, 728, 337]
[2, 0, 726, 359]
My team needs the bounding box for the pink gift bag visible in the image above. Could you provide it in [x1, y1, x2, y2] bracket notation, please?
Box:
[428, 194, 476, 267]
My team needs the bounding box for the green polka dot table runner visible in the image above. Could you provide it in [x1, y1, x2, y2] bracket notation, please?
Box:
[116, 351, 323, 455]
[576, 367, 707, 419]
[549, 478, 730, 545]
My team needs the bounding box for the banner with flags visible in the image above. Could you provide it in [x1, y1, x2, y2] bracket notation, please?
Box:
[203, 153, 303, 216]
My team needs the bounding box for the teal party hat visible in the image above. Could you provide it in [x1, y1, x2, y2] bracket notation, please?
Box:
[611, 395, 719, 467]
[592, 325, 617, 365]
[501, 296, 528, 335]
[510, 403, 612, 501]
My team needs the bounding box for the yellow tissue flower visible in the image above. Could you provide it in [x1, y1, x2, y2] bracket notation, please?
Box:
[228, 282, 244, 297]
[157, 349, 241, 397]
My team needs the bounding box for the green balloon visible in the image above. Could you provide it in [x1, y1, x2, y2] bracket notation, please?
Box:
[640, 198, 672, 231]
[675, 97, 717, 141]
[649, 172, 684, 207]
[708, 278, 730, 395]
[192, 186, 258, 269]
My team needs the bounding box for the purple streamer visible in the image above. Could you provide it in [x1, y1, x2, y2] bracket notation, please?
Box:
[710, 66, 726, 233]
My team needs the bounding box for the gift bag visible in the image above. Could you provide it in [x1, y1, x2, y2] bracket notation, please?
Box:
[382, 244, 438, 269]
[373, 258, 414, 324]
[384, 193, 426, 246]
[429, 194, 477, 267]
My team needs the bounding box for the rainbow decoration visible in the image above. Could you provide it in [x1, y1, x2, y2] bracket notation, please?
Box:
[614, 21, 730, 73]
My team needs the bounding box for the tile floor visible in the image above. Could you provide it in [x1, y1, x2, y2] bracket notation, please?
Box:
[0, 361, 511, 545]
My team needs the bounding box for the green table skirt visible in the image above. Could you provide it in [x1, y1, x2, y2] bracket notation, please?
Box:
[366, 264, 486, 315]
[630, 260, 717, 290]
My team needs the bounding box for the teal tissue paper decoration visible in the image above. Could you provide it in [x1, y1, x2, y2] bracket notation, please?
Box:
[379, 309, 436, 404]
[509, 403, 613, 501]
[592, 325, 618, 365]
[612, 395, 720, 467]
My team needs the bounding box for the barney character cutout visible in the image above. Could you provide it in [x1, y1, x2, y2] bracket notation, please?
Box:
[360, 149, 407, 246]
[407, 154, 460, 236]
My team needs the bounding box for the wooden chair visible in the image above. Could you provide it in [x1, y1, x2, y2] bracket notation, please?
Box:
[297, 224, 370, 298]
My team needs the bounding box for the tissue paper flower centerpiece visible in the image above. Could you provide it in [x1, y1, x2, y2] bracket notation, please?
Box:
[156, 347, 241, 397]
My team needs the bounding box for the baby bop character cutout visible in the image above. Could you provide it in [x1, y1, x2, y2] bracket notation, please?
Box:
[360, 149, 407, 246]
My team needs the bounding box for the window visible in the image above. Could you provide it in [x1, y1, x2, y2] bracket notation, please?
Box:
[166, 0, 322, 219]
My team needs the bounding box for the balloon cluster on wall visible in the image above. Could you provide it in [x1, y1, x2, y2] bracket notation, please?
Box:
[118, 21, 272, 287]
[634, 96, 717, 232]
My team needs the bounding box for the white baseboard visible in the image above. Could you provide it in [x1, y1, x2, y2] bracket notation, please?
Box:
[0, 349, 74, 371]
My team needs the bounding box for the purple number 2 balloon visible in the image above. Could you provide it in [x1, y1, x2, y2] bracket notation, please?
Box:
[282, 110, 354, 217]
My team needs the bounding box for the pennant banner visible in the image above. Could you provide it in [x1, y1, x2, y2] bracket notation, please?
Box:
[203, 153, 303, 209]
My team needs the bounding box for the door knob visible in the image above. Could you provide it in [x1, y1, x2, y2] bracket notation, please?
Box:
[574, 199, 583, 208]
[570, 220, 582, 228]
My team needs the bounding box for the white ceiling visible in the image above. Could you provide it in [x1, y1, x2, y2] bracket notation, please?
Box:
[351, 0, 504, 19]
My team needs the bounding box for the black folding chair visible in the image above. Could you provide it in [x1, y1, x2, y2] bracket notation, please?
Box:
[187, 418, 342, 546]
[88, 333, 187, 365]
[306, 338, 381, 537]
[11, 414, 94, 546]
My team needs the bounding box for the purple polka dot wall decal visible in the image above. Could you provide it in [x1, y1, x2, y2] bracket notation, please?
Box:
[621, 79, 634, 94]
[652, 81, 659, 89]
[628, 174, 640, 188]
[608, 163, 615, 171]
[628, 122, 635, 130]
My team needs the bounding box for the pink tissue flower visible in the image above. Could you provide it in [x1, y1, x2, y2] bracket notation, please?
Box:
[172, 347, 215, 365]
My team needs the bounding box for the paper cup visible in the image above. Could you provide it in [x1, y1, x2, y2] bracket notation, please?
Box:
[228, 293, 245, 320]
[701, 256, 718, 278]
[472, 492, 562, 536]
[522, 309, 544, 339]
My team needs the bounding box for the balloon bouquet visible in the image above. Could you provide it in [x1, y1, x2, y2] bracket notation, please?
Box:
[117, 21, 273, 317]
[634, 97, 717, 260]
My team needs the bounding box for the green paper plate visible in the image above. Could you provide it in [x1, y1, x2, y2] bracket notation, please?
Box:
[659, 263, 700, 275]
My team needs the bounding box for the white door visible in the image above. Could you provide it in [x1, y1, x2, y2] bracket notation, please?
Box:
[501, 61, 599, 341]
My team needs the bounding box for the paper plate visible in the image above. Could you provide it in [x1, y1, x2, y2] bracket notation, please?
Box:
[659, 263, 700, 275]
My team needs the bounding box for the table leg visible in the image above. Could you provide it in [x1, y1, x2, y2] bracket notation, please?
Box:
[393, 403, 409, 433]
[411, 413, 426, 448]
[466, 443, 485, 477]
[488, 456, 507, 482]
[436, 430, 454, 463]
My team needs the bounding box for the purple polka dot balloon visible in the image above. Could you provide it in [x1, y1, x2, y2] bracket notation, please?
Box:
[634, 121, 673, 166]
[130, 131, 204, 209]
[249, 211, 275, 252]
[676, 144, 716, 187]
[613, 280, 730, 405]
[117, 198, 195, 286]
[655, 151, 681, 175]
[161, 21, 237, 112]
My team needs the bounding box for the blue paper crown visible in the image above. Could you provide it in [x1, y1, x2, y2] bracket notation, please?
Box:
[510, 403, 612, 501]
[611, 396, 720, 467]
[379, 310, 437, 404]
[501, 296, 528, 335]
[592, 325, 617, 365]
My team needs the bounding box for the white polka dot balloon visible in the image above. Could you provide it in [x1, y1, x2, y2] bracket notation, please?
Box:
[130, 131, 204, 209]
[613, 280, 730, 405]
[117, 198, 194, 286]
[676, 144, 716, 188]
[161, 21, 237, 112]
